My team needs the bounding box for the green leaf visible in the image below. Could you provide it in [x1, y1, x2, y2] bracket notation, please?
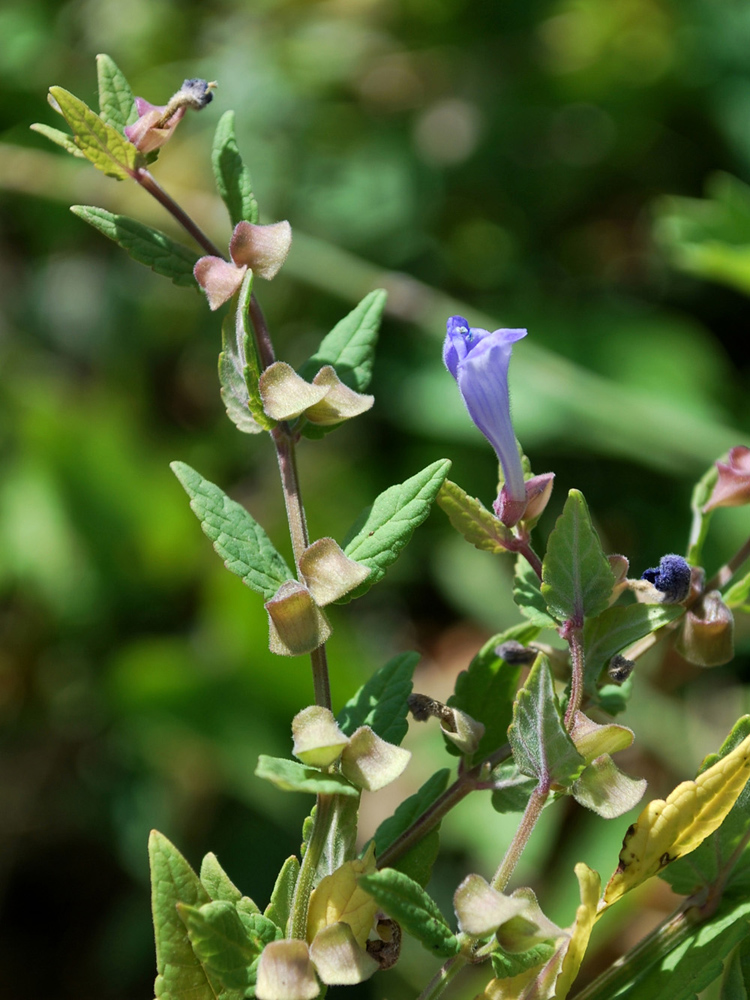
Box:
[358, 868, 460, 958]
[298, 289, 387, 392]
[373, 768, 451, 886]
[508, 656, 584, 788]
[264, 856, 299, 933]
[514, 557, 558, 628]
[337, 650, 418, 744]
[592, 677, 634, 716]
[212, 110, 258, 226]
[29, 122, 86, 158]
[171, 462, 293, 600]
[582, 604, 685, 693]
[96, 53, 137, 130]
[660, 717, 750, 899]
[70, 206, 199, 287]
[609, 897, 750, 1000]
[687, 460, 719, 566]
[178, 900, 257, 1000]
[49, 86, 140, 179]
[218, 273, 271, 434]
[722, 935, 750, 1000]
[255, 755, 360, 796]
[490, 759, 540, 814]
[724, 570, 750, 613]
[149, 830, 213, 1000]
[491, 942, 556, 980]
[341, 459, 451, 601]
[446, 625, 539, 760]
[436, 479, 514, 553]
[200, 853, 258, 910]
[236, 909, 283, 954]
[541, 490, 615, 625]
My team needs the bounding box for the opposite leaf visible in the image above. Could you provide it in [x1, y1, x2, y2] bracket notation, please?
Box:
[437, 479, 514, 554]
[49, 86, 140, 179]
[255, 755, 359, 797]
[542, 490, 615, 625]
[298, 289, 386, 393]
[358, 868, 460, 958]
[171, 462, 293, 601]
[264, 856, 300, 934]
[212, 110, 259, 226]
[582, 603, 684, 693]
[178, 900, 258, 1000]
[96, 53, 137, 130]
[514, 557, 558, 629]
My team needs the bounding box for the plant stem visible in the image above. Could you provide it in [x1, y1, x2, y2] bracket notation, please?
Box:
[491, 785, 548, 892]
[564, 628, 584, 727]
[706, 534, 750, 591]
[136, 167, 223, 256]
[415, 954, 468, 1000]
[288, 793, 335, 940]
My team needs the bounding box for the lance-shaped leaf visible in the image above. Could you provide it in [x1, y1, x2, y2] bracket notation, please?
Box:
[265, 856, 300, 933]
[298, 289, 386, 392]
[437, 479, 514, 554]
[446, 625, 537, 760]
[582, 603, 684, 692]
[307, 847, 379, 948]
[508, 656, 585, 790]
[171, 462, 293, 600]
[212, 110, 258, 226]
[661, 717, 750, 898]
[340, 459, 451, 601]
[514, 557, 557, 629]
[255, 755, 359, 797]
[358, 868, 460, 958]
[200, 853, 247, 906]
[49, 86, 140, 179]
[71, 206, 199, 287]
[542, 490, 615, 625]
[30, 122, 86, 157]
[337, 651, 417, 745]
[178, 900, 258, 1000]
[96, 53, 137, 130]
[604, 730, 750, 905]
[149, 830, 213, 1000]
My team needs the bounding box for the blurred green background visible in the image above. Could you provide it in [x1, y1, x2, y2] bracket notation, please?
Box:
[1, 0, 750, 997]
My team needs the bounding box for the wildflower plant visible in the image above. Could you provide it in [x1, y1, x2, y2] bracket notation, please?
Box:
[34, 56, 750, 1000]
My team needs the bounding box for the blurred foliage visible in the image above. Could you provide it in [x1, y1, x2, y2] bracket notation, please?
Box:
[1, 0, 750, 998]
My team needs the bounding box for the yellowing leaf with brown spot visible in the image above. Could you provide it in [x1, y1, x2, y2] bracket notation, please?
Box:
[306, 845, 378, 948]
[604, 732, 750, 905]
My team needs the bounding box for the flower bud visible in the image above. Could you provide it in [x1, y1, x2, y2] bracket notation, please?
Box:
[340, 726, 411, 791]
[265, 580, 332, 656]
[608, 554, 630, 604]
[292, 706, 349, 768]
[675, 590, 735, 667]
[255, 940, 319, 1000]
[299, 538, 370, 606]
[520, 472, 555, 525]
[309, 922, 379, 985]
[704, 446, 750, 512]
[440, 707, 485, 755]
[230, 221, 293, 280]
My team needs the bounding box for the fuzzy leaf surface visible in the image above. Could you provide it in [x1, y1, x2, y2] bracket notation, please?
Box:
[373, 768, 451, 886]
[582, 604, 684, 692]
[542, 490, 615, 624]
[436, 480, 513, 554]
[298, 289, 386, 392]
[178, 900, 257, 1000]
[171, 462, 293, 600]
[255, 755, 359, 797]
[508, 656, 584, 788]
[149, 830, 213, 1000]
[337, 651, 417, 745]
[96, 53, 137, 130]
[514, 558, 558, 628]
[71, 206, 199, 286]
[264, 856, 299, 933]
[200, 853, 244, 905]
[212, 111, 258, 226]
[341, 459, 451, 600]
[358, 869, 460, 957]
[49, 86, 139, 179]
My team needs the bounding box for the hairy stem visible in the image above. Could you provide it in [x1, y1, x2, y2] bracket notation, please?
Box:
[564, 628, 585, 727]
[491, 784, 548, 892]
[136, 168, 223, 256]
[288, 794, 335, 939]
[415, 954, 467, 1000]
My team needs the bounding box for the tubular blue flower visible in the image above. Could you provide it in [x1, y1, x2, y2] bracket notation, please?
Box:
[444, 316, 528, 525]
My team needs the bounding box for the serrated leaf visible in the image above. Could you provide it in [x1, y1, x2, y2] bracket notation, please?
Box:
[178, 900, 258, 1000]
[661, 717, 750, 898]
[96, 53, 137, 130]
[337, 651, 417, 744]
[212, 110, 258, 226]
[722, 934, 750, 1000]
[582, 604, 684, 693]
[358, 869, 460, 958]
[341, 459, 451, 600]
[373, 768, 451, 886]
[30, 122, 86, 157]
[71, 206, 199, 287]
[436, 479, 514, 554]
[236, 910, 284, 953]
[254, 755, 359, 796]
[491, 760, 539, 814]
[447, 626, 538, 760]
[514, 557, 558, 628]
[298, 289, 386, 393]
[171, 462, 293, 600]
[264, 856, 299, 933]
[724, 570, 750, 612]
[508, 656, 585, 789]
[491, 942, 556, 980]
[541, 490, 615, 625]
[49, 86, 139, 179]
[149, 830, 213, 1000]
[200, 853, 244, 904]
[604, 729, 750, 905]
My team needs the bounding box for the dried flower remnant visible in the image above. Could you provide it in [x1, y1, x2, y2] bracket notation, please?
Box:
[640, 554, 692, 604]
[703, 446, 750, 512]
[125, 78, 216, 153]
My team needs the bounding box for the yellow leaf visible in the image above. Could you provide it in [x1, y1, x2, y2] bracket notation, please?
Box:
[554, 864, 600, 999]
[604, 732, 750, 905]
[306, 845, 378, 948]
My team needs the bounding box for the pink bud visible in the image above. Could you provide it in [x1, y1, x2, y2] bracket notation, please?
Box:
[704, 446, 750, 512]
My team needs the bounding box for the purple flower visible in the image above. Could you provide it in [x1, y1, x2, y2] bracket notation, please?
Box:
[641, 554, 692, 604]
[444, 316, 528, 525]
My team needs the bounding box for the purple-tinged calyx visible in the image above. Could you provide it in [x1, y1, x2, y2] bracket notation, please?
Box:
[444, 315, 528, 526]
[124, 78, 216, 153]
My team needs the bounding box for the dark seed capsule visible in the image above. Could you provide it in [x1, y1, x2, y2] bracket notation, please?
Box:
[608, 654, 635, 683]
[495, 640, 537, 665]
